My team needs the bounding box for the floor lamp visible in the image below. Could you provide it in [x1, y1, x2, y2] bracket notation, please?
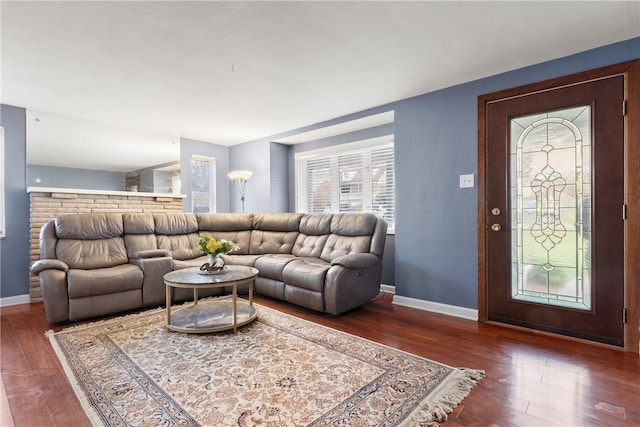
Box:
[227, 170, 253, 213]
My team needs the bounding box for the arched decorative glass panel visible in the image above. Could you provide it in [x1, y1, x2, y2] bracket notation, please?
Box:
[510, 106, 591, 310]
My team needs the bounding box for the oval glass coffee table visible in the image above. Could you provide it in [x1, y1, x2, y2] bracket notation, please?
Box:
[164, 265, 259, 334]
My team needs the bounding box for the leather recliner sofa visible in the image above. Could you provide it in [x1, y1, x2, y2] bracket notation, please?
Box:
[30, 212, 387, 323]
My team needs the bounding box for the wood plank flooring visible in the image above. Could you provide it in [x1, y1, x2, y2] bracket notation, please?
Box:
[1, 291, 639, 426]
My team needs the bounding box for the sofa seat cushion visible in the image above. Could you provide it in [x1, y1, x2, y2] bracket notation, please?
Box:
[69, 290, 141, 322]
[284, 285, 324, 312]
[172, 257, 207, 270]
[255, 277, 285, 300]
[282, 257, 330, 292]
[67, 264, 143, 299]
[255, 254, 297, 281]
[221, 254, 262, 267]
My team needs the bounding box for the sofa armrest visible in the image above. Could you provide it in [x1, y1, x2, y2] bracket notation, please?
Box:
[324, 260, 383, 315]
[30, 259, 69, 275]
[131, 249, 170, 259]
[131, 256, 174, 306]
[330, 253, 380, 269]
[39, 268, 70, 324]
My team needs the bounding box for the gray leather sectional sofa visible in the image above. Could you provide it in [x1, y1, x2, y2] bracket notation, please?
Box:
[30, 212, 387, 323]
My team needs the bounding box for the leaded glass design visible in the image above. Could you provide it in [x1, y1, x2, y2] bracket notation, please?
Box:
[510, 106, 592, 310]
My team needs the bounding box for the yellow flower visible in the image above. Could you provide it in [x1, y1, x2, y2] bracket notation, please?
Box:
[206, 239, 221, 253]
[197, 234, 239, 255]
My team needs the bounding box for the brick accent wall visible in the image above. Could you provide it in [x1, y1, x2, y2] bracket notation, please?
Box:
[29, 189, 184, 302]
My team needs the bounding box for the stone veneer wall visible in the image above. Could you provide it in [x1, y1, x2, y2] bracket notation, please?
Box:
[29, 189, 184, 302]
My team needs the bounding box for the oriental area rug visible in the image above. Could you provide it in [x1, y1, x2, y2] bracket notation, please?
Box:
[48, 301, 484, 427]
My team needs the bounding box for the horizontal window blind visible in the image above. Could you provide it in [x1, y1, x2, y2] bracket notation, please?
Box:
[370, 146, 395, 226]
[304, 157, 331, 214]
[295, 139, 395, 231]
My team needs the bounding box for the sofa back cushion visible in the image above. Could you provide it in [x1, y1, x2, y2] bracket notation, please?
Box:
[197, 214, 252, 255]
[154, 213, 198, 235]
[319, 213, 376, 262]
[55, 213, 123, 240]
[57, 239, 129, 269]
[249, 213, 302, 255]
[198, 213, 253, 230]
[123, 213, 158, 258]
[124, 213, 155, 234]
[330, 213, 378, 236]
[54, 213, 128, 269]
[250, 231, 298, 255]
[154, 214, 202, 260]
[369, 217, 388, 258]
[252, 213, 303, 231]
[292, 214, 332, 258]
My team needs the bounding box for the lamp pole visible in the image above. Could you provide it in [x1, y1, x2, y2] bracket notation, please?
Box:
[236, 180, 247, 213]
[227, 170, 253, 213]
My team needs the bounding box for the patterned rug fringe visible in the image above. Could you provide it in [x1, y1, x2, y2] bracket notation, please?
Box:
[400, 368, 485, 427]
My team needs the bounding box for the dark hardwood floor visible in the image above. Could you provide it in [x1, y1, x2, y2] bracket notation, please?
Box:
[2, 291, 639, 426]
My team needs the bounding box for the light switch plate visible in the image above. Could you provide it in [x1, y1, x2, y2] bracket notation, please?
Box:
[459, 174, 474, 188]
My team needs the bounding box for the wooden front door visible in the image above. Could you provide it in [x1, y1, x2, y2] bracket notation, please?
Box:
[478, 62, 639, 348]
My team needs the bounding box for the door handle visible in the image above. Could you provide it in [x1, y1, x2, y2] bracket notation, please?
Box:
[491, 223, 502, 232]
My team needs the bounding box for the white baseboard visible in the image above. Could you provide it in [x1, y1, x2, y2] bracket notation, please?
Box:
[380, 284, 395, 294]
[392, 294, 478, 321]
[0, 294, 30, 307]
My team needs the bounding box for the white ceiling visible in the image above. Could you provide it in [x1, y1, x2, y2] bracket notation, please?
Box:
[2, 1, 639, 169]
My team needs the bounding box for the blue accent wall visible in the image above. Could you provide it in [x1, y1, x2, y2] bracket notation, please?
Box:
[269, 142, 289, 212]
[391, 38, 639, 308]
[228, 140, 271, 213]
[1, 105, 29, 298]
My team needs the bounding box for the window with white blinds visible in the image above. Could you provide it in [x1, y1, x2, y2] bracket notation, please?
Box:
[295, 137, 395, 232]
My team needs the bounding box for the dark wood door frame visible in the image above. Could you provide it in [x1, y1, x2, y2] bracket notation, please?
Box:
[477, 60, 640, 353]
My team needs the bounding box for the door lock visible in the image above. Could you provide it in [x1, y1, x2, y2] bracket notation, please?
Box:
[491, 223, 502, 232]
[491, 207, 501, 216]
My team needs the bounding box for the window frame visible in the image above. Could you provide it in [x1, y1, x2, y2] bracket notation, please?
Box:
[190, 155, 217, 214]
[295, 136, 395, 232]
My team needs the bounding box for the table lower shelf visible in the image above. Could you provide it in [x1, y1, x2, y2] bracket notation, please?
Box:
[167, 298, 257, 333]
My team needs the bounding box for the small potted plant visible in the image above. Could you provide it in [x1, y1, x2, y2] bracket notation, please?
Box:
[197, 234, 239, 271]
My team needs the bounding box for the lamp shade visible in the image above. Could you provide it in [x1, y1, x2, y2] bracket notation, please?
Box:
[227, 170, 253, 181]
